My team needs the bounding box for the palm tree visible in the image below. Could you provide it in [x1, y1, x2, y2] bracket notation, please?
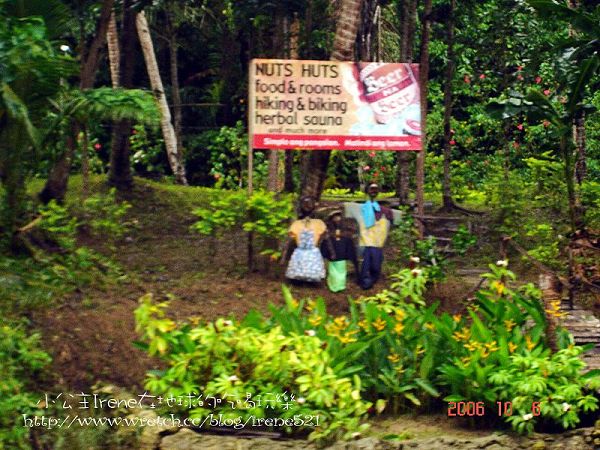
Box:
[301, 0, 363, 200]
[39, 0, 116, 204]
[0, 13, 75, 249]
[136, 10, 188, 185]
[108, 0, 137, 190]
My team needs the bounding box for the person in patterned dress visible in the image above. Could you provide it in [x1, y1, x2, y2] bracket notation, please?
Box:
[282, 196, 332, 283]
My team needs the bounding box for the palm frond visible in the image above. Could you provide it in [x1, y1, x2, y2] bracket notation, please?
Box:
[0, 82, 39, 148]
[5, 0, 74, 39]
[76, 87, 161, 126]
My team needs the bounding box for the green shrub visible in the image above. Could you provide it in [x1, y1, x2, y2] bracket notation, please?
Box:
[451, 225, 477, 256]
[0, 191, 128, 313]
[437, 263, 600, 433]
[581, 180, 600, 230]
[258, 274, 445, 411]
[0, 323, 51, 449]
[134, 295, 371, 442]
[135, 262, 600, 438]
[493, 347, 599, 434]
[191, 190, 293, 260]
[77, 188, 131, 240]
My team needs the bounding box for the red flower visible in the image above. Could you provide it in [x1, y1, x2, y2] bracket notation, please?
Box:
[374, 171, 379, 177]
[543, 89, 551, 96]
[369, 151, 376, 157]
[516, 124, 523, 131]
[381, 167, 386, 172]
[479, 74, 486, 79]
[464, 75, 471, 84]
[512, 141, 520, 149]
[94, 143, 101, 150]
[214, 173, 221, 179]
[449, 140, 456, 145]
[517, 65, 523, 71]
[543, 120, 550, 128]
[132, 129, 137, 135]
[535, 76, 542, 84]
[450, 129, 455, 135]
[363, 165, 370, 171]
[517, 74, 524, 81]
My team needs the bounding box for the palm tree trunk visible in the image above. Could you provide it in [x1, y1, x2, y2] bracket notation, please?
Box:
[574, 110, 586, 184]
[165, 14, 184, 165]
[135, 10, 188, 185]
[415, 0, 433, 238]
[108, 0, 136, 190]
[284, 15, 300, 193]
[539, 274, 560, 352]
[79, 0, 115, 90]
[81, 126, 89, 197]
[567, 0, 586, 187]
[107, 11, 120, 88]
[561, 135, 577, 233]
[441, 0, 456, 210]
[268, 11, 285, 192]
[301, 0, 363, 200]
[395, 0, 417, 204]
[38, 0, 114, 203]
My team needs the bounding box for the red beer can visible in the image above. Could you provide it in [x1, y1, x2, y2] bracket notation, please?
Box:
[358, 63, 419, 124]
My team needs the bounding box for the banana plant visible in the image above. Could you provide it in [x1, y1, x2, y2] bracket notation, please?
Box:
[487, 1, 599, 233]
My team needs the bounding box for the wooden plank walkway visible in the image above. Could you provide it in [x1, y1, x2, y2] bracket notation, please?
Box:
[560, 300, 600, 372]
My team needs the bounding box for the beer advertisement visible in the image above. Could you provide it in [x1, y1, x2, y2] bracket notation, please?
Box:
[249, 59, 422, 151]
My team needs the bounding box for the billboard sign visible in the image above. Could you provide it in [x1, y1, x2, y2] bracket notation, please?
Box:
[249, 59, 421, 151]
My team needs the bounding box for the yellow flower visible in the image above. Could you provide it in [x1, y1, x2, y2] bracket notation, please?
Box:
[484, 341, 499, 352]
[424, 322, 435, 331]
[508, 342, 517, 353]
[491, 281, 505, 295]
[189, 316, 202, 326]
[395, 309, 406, 322]
[452, 329, 471, 342]
[372, 317, 386, 331]
[452, 314, 462, 323]
[305, 300, 316, 312]
[338, 334, 357, 344]
[387, 353, 400, 363]
[480, 348, 489, 358]
[464, 341, 479, 352]
[290, 298, 299, 309]
[309, 315, 322, 326]
[333, 316, 349, 330]
[394, 322, 405, 335]
[545, 300, 566, 318]
[358, 320, 369, 331]
[460, 356, 471, 365]
[525, 335, 535, 351]
[395, 364, 405, 374]
[504, 319, 516, 331]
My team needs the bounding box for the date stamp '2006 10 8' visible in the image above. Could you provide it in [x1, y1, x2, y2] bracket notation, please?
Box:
[447, 401, 541, 417]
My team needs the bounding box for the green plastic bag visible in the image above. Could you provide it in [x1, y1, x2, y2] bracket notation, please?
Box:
[327, 260, 347, 292]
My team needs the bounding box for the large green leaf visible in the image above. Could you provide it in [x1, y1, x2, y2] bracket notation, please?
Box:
[566, 56, 600, 114]
[527, 1, 599, 38]
[0, 83, 39, 148]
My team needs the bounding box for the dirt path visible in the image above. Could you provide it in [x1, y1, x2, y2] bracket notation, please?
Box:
[29, 183, 495, 392]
